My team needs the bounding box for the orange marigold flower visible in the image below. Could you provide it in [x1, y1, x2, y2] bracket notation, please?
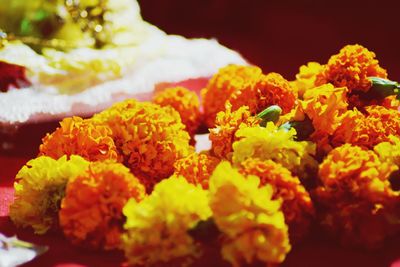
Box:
[202, 64, 263, 128]
[333, 105, 400, 149]
[230, 72, 297, 115]
[173, 152, 220, 189]
[238, 158, 315, 243]
[209, 104, 260, 160]
[255, 72, 297, 114]
[92, 99, 192, 192]
[290, 62, 324, 98]
[314, 144, 399, 248]
[59, 160, 145, 250]
[315, 44, 387, 92]
[39, 116, 120, 162]
[152, 86, 201, 142]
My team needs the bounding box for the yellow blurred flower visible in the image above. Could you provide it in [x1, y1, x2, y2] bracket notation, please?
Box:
[291, 62, 324, 97]
[39, 116, 120, 162]
[92, 99, 192, 192]
[173, 152, 220, 189]
[59, 160, 145, 250]
[202, 64, 263, 127]
[374, 135, 400, 166]
[315, 44, 387, 92]
[209, 104, 260, 160]
[238, 158, 315, 242]
[232, 123, 317, 179]
[153, 86, 201, 143]
[122, 176, 211, 266]
[314, 144, 399, 248]
[209, 161, 290, 267]
[10, 155, 89, 234]
[302, 84, 348, 135]
[300, 84, 349, 154]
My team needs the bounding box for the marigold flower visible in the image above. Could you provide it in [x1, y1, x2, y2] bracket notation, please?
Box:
[374, 135, 400, 166]
[152, 86, 201, 142]
[290, 62, 324, 97]
[59, 161, 145, 250]
[314, 144, 400, 248]
[209, 162, 291, 267]
[202, 64, 263, 127]
[209, 104, 260, 160]
[173, 152, 220, 189]
[315, 44, 388, 92]
[10, 155, 89, 234]
[229, 72, 297, 116]
[302, 84, 348, 135]
[333, 105, 400, 149]
[232, 123, 317, 180]
[122, 176, 211, 266]
[39, 116, 120, 162]
[238, 158, 314, 242]
[297, 84, 349, 155]
[92, 99, 192, 192]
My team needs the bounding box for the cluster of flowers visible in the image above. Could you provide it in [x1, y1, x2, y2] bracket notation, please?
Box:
[10, 44, 400, 267]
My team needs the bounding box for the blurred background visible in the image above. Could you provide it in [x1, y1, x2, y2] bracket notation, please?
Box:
[139, 0, 400, 80]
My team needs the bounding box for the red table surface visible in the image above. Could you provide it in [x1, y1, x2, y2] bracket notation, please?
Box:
[1, 78, 400, 267]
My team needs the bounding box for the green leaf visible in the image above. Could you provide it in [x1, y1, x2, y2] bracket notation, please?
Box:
[368, 77, 400, 99]
[279, 117, 314, 141]
[20, 19, 33, 36]
[257, 105, 282, 127]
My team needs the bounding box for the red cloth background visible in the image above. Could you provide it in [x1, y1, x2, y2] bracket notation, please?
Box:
[2, 0, 400, 266]
[139, 0, 400, 80]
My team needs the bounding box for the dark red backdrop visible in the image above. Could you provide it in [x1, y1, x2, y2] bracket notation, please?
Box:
[139, 0, 400, 80]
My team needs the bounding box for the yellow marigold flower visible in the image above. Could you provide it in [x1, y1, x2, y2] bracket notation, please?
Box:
[302, 84, 348, 135]
[122, 176, 212, 266]
[315, 44, 388, 92]
[10, 155, 89, 234]
[291, 62, 324, 98]
[238, 158, 315, 242]
[232, 123, 317, 179]
[229, 72, 297, 116]
[333, 105, 400, 149]
[209, 104, 260, 160]
[173, 152, 220, 189]
[297, 84, 349, 155]
[39, 116, 120, 162]
[92, 99, 191, 192]
[209, 162, 290, 267]
[59, 161, 145, 250]
[277, 103, 306, 127]
[152, 86, 201, 142]
[202, 64, 263, 127]
[374, 135, 400, 166]
[314, 144, 399, 248]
